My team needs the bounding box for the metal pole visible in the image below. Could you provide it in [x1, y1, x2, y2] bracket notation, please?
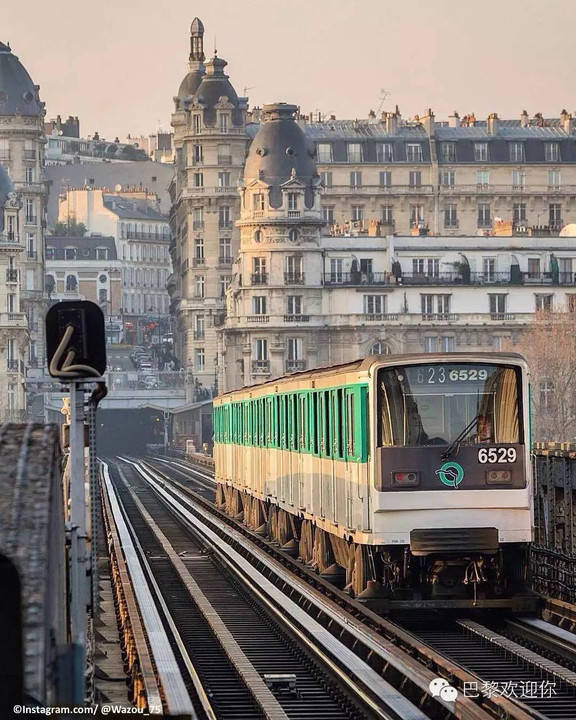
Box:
[69, 381, 87, 703]
[164, 409, 169, 453]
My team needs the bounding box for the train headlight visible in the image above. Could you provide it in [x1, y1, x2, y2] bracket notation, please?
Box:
[486, 470, 512, 484]
[392, 471, 420, 487]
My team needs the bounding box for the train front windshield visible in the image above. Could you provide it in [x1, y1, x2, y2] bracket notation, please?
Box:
[377, 363, 522, 447]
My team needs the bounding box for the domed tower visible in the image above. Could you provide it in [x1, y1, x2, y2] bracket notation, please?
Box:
[170, 22, 249, 401]
[0, 161, 27, 420]
[220, 103, 324, 391]
[0, 41, 46, 404]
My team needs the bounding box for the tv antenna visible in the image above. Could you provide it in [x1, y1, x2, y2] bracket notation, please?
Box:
[376, 89, 391, 116]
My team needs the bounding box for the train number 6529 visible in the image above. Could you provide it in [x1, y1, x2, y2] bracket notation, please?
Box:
[478, 447, 517, 464]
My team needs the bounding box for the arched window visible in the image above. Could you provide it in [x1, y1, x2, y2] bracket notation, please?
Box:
[65, 274, 77, 291]
[288, 228, 299, 243]
[253, 230, 262, 243]
[370, 340, 391, 356]
[45, 274, 55, 295]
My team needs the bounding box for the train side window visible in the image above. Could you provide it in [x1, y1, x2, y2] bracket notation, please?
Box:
[298, 393, 308, 451]
[284, 395, 290, 450]
[345, 391, 355, 458]
[291, 393, 299, 451]
[310, 392, 319, 455]
[319, 390, 331, 457]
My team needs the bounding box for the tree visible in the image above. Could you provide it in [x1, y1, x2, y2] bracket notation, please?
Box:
[507, 310, 576, 441]
[53, 219, 87, 237]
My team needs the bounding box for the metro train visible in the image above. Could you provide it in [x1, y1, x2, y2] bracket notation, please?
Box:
[213, 353, 535, 609]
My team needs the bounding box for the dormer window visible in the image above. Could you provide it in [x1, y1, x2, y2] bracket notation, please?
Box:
[193, 114, 201, 134]
[219, 114, 229, 133]
[287, 193, 299, 211]
[253, 194, 265, 211]
[347, 143, 363, 163]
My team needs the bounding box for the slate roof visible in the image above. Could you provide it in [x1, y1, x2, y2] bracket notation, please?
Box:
[0, 161, 13, 232]
[46, 234, 118, 259]
[103, 195, 168, 221]
[0, 42, 43, 117]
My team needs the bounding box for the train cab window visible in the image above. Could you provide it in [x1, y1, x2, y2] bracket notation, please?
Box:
[377, 363, 521, 447]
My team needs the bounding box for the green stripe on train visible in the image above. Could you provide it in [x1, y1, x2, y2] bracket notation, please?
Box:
[214, 383, 368, 463]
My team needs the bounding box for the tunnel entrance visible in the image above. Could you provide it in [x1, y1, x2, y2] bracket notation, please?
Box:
[96, 408, 168, 456]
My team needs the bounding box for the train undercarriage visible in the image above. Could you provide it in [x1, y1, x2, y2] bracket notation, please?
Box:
[217, 484, 538, 612]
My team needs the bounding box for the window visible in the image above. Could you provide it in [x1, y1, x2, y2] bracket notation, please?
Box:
[287, 295, 302, 315]
[351, 205, 364, 222]
[195, 348, 205, 370]
[439, 170, 455, 187]
[254, 338, 268, 360]
[424, 336, 437, 353]
[285, 255, 303, 282]
[441, 143, 456, 162]
[320, 171, 332, 188]
[347, 143, 363, 162]
[548, 170, 561, 188]
[364, 295, 385, 315]
[288, 228, 299, 242]
[513, 203, 527, 224]
[26, 233, 35, 258]
[443, 204, 458, 228]
[370, 340, 391, 355]
[65, 247, 76, 260]
[476, 170, 490, 187]
[66, 274, 77, 291]
[287, 192, 299, 210]
[193, 172, 203, 187]
[219, 206, 231, 227]
[535, 294, 553, 311]
[539, 380, 554, 410]
[218, 171, 230, 187]
[194, 238, 204, 261]
[421, 294, 451, 319]
[489, 294, 507, 317]
[98, 288, 108, 305]
[406, 143, 423, 162]
[409, 204, 424, 225]
[330, 258, 343, 283]
[322, 206, 334, 225]
[253, 193, 265, 211]
[376, 143, 394, 162]
[474, 143, 488, 161]
[219, 275, 231, 297]
[409, 171, 421, 187]
[253, 257, 267, 283]
[25, 198, 35, 222]
[194, 275, 205, 298]
[287, 337, 302, 360]
[253, 296, 267, 314]
[549, 203, 562, 227]
[512, 170, 525, 189]
[350, 171, 362, 188]
[219, 237, 231, 261]
[482, 258, 496, 280]
[545, 143, 560, 162]
[509, 142, 525, 162]
[379, 171, 391, 187]
[194, 315, 205, 339]
[193, 115, 201, 133]
[381, 205, 394, 224]
[97, 248, 108, 260]
[193, 144, 203, 162]
[316, 143, 333, 162]
[440, 336, 454, 352]
[219, 114, 229, 133]
[478, 203, 491, 227]
[25, 167, 34, 184]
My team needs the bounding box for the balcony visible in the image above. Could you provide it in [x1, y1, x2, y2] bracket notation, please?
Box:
[124, 231, 171, 242]
[363, 313, 399, 321]
[421, 313, 459, 322]
[0, 150, 10, 161]
[219, 221, 233, 229]
[251, 273, 268, 285]
[218, 256, 233, 265]
[193, 331, 205, 340]
[25, 215, 37, 225]
[192, 257, 205, 267]
[284, 315, 310, 323]
[6, 269, 19, 283]
[27, 250, 37, 259]
[443, 220, 459, 229]
[0, 231, 23, 249]
[322, 272, 391, 287]
[490, 313, 516, 321]
[252, 360, 270, 375]
[7, 359, 22, 373]
[247, 315, 269, 323]
[286, 360, 306, 372]
[284, 272, 305, 285]
[218, 155, 232, 164]
[23, 149, 36, 160]
[0, 312, 28, 329]
[192, 221, 204, 230]
[288, 210, 301, 218]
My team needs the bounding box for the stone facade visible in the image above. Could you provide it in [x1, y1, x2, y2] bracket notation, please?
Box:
[169, 18, 249, 399]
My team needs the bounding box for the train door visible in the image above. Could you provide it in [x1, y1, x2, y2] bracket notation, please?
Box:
[266, 396, 276, 497]
[331, 388, 346, 526]
[318, 390, 333, 521]
[298, 392, 309, 510]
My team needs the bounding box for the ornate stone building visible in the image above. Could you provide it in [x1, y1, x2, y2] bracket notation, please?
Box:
[0, 41, 47, 383]
[169, 19, 249, 399]
[0, 163, 28, 420]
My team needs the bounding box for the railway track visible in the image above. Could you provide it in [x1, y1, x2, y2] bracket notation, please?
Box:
[142, 453, 576, 720]
[102, 456, 428, 719]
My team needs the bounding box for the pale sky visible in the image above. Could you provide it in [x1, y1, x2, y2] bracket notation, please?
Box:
[4, 0, 575, 139]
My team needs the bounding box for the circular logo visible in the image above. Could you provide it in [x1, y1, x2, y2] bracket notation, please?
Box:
[436, 461, 464, 487]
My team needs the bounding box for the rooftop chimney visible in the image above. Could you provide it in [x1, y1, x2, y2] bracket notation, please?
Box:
[560, 109, 574, 134]
[520, 110, 529, 128]
[383, 106, 400, 134]
[487, 112, 499, 135]
[448, 111, 460, 128]
[421, 108, 435, 137]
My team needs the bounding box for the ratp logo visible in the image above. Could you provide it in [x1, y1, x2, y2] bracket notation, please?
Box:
[429, 677, 458, 702]
[435, 461, 464, 487]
